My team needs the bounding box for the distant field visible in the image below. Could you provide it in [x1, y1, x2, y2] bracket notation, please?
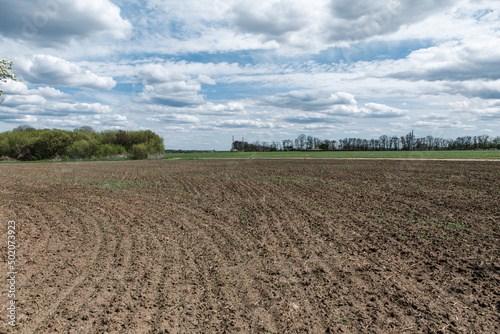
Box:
[166, 150, 500, 160]
[1, 150, 499, 164]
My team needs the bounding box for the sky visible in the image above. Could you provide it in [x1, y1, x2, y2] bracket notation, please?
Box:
[0, 0, 499, 150]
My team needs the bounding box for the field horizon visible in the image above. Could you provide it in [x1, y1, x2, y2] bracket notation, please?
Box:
[165, 150, 500, 160]
[1, 149, 500, 164]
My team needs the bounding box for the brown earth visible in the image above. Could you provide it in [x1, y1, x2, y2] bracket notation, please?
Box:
[0, 159, 498, 333]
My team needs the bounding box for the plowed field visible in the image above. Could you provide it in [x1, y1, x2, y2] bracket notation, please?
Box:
[1, 159, 499, 333]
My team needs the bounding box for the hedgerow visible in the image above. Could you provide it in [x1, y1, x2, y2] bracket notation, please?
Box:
[0, 126, 164, 161]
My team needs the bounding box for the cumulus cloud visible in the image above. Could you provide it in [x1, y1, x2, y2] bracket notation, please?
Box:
[136, 64, 217, 107]
[385, 38, 500, 81]
[327, 0, 459, 42]
[45, 113, 133, 128]
[442, 81, 500, 99]
[0, 0, 132, 47]
[230, 1, 308, 41]
[0, 113, 38, 123]
[360, 103, 408, 118]
[2, 80, 72, 100]
[470, 102, 500, 121]
[139, 82, 204, 107]
[127, 0, 464, 55]
[45, 102, 112, 115]
[0, 77, 112, 129]
[198, 102, 246, 116]
[138, 64, 191, 85]
[225, 0, 461, 51]
[34, 86, 73, 100]
[0, 80, 29, 96]
[258, 90, 356, 112]
[15, 55, 116, 90]
[146, 114, 200, 124]
[283, 112, 337, 124]
[256, 90, 408, 122]
[414, 120, 476, 130]
[212, 119, 275, 129]
[2, 94, 46, 107]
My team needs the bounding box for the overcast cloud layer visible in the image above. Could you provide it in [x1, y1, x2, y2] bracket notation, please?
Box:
[0, 0, 499, 149]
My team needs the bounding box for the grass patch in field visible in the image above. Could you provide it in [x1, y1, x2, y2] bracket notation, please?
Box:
[3, 150, 499, 164]
[165, 150, 500, 160]
[419, 219, 470, 230]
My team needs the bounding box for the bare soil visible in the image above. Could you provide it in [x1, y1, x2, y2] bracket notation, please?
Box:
[0, 159, 499, 333]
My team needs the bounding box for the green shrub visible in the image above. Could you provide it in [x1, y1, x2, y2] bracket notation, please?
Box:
[66, 140, 94, 159]
[130, 143, 148, 160]
[33, 129, 73, 159]
[95, 144, 126, 157]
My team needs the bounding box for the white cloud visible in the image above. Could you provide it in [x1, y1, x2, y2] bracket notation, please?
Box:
[135, 63, 219, 107]
[45, 102, 112, 115]
[361, 103, 408, 118]
[258, 90, 357, 111]
[139, 82, 204, 107]
[0, 113, 38, 123]
[1, 80, 30, 95]
[230, 1, 310, 41]
[385, 38, 500, 81]
[34, 86, 72, 100]
[471, 103, 500, 121]
[201, 102, 245, 116]
[212, 119, 275, 129]
[197, 75, 216, 85]
[146, 114, 200, 124]
[15, 55, 116, 90]
[326, 0, 459, 42]
[2, 81, 73, 100]
[2, 94, 46, 107]
[0, 0, 132, 47]
[414, 120, 476, 130]
[282, 112, 338, 124]
[137, 64, 191, 85]
[442, 80, 500, 99]
[118, 0, 465, 55]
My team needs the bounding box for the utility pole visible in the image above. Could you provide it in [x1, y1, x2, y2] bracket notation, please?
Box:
[411, 130, 414, 151]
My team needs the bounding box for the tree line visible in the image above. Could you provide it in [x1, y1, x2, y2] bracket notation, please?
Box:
[232, 132, 500, 152]
[0, 126, 164, 161]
